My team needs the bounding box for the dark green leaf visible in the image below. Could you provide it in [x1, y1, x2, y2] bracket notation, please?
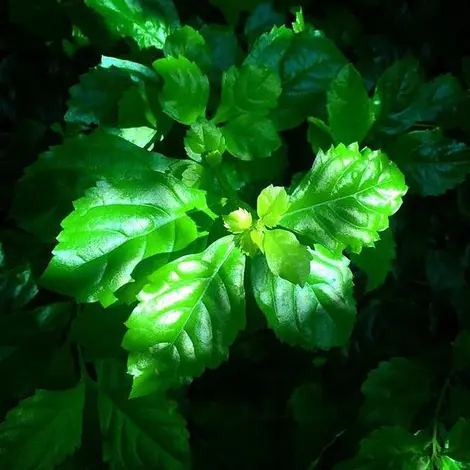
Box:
[0, 384, 85, 470]
[447, 419, 470, 462]
[327, 63, 374, 145]
[360, 358, 431, 428]
[307, 117, 334, 153]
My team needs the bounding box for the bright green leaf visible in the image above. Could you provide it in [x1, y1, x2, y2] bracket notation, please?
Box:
[252, 245, 356, 349]
[327, 63, 374, 145]
[0, 384, 85, 470]
[153, 56, 209, 124]
[214, 64, 282, 123]
[84, 0, 179, 49]
[245, 26, 347, 130]
[223, 114, 281, 160]
[360, 357, 431, 428]
[350, 228, 396, 292]
[280, 143, 407, 253]
[123, 236, 246, 396]
[163, 25, 211, 72]
[12, 131, 175, 241]
[97, 360, 190, 470]
[387, 129, 470, 196]
[263, 229, 311, 286]
[40, 173, 206, 306]
[257, 185, 290, 228]
[184, 118, 225, 162]
[223, 208, 253, 234]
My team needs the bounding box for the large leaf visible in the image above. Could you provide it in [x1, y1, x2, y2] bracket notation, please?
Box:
[245, 26, 347, 129]
[386, 129, 470, 196]
[327, 63, 374, 145]
[84, 0, 179, 49]
[0, 384, 85, 470]
[251, 245, 356, 350]
[280, 143, 407, 253]
[40, 173, 206, 306]
[123, 236, 246, 397]
[360, 357, 432, 429]
[97, 360, 190, 470]
[12, 131, 175, 241]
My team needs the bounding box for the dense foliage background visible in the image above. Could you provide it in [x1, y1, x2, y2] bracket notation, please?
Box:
[2, 0, 470, 469]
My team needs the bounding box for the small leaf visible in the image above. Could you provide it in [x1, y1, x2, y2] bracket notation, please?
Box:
[281, 143, 407, 253]
[252, 245, 356, 349]
[387, 129, 470, 196]
[97, 360, 190, 470]
[154, 56, 209, 124]
[327, 63, 374, 145]
[223, 208, 253, 234]
[360, 358, 431, 428]
[123, 236, 246, 396]
[263, 229, 310, 286]
[41, 173, 206, 306]
[257, 185, 290, 228]
[214, 64, 281, 122]
[0, 384, 85, 470]
[223, 114, 281, 160]
[84, 0, 179, 49]
[184, 118, 225, 162]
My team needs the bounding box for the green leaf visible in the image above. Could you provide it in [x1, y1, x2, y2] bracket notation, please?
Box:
[360, 358, 431, 428]
[40, 173, 206, 306]
[350, 228, 396, 292]
[12, 131, 175, 241]
[214, 64, 281, 122]
[0, 384, 85, 470]
[244, 3, 285, 46]
[263, 229, 311, 286]
[437, 456, 463, 470]
[154, 56, 209, 124]
[200, 25, 240, 83]
[307, 116, 334, 153]
[372, 57, 423, 135]
[280, 143, 407, 253]
[245, 26, 347, 130]
[251, 245, 356, 350]
[163, 25, 211, 73]
[123, 236, 246, 396]
[335, 426, 431, 470]
[184, 118, 225, 162]
[84, 0, 179, 49]
[447, 419, 470, 461]
[327, 63, 374, 145]
[222, 114, 281, 160]
[223, 209, 253, 234]
[387, 129, 470, 196]
[97, 360, 190, 470]
[257, 185, 290, 228]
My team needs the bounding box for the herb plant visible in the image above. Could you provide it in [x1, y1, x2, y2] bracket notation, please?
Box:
[2, 1, 470, 469]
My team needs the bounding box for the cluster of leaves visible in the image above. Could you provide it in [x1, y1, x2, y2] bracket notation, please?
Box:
[3, 0, 470, 469]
